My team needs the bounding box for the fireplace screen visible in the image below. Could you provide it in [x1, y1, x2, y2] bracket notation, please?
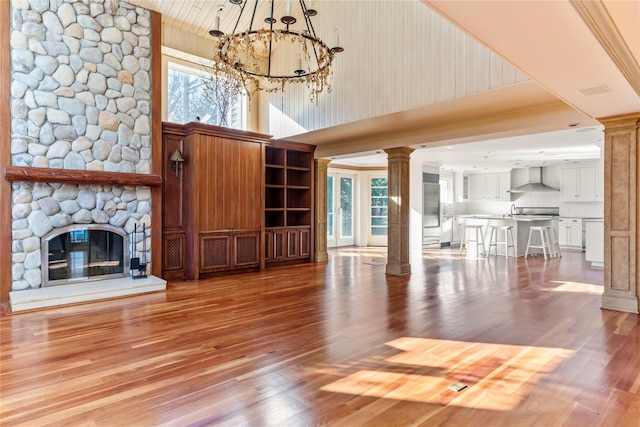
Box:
[43, 225, 128, 286]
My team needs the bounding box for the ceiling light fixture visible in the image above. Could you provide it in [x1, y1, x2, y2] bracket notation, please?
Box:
[207, 0, 343, 102]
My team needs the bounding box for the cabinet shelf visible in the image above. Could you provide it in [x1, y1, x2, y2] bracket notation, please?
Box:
[266, 147, 285, 166]
[265, 143, 314, 260]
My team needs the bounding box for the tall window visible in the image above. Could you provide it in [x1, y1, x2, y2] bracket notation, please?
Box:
[370, 178, 388, 236]
[167, 62, 245, 129]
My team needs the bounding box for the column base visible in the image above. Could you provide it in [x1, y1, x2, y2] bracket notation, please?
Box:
[601, 294, 639, 314]
[386, 263, 411, 276]
[314, 252, 329, 262]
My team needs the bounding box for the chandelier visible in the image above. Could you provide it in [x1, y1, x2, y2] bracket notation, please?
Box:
[207, 0, 343, 101]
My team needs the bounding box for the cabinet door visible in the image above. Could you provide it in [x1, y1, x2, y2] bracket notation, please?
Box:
[558, 220, 570, 246]
[232, 140, 263, 230]
[468, 175, 486, 200]
[298, 228, 311, 258]
[440, 218, 453, 242]
[233, 231, 261, 268]
[496, 173, 511, 201]
[287, 229, 298, 258]
[485, 174, 498, 199]
[452, 218, 463, 243]
[200, 233, 231, 271]
[266, 229, 287, 262]
[561, 169, 578, 201]
[577, 167, 597, 201]
[568, 222, 583, 247]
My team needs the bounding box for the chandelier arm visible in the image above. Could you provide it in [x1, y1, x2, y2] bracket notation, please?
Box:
[267, 0, 275, 77]
[230, 0, 247, 35]
[298, 0, 322, 68]
[299, 0, 319, 39]
[247, 0, 259, 33]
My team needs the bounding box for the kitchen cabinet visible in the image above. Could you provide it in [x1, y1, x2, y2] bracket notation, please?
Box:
[584, 220, 604, 267]
[467, 173, 510, 201]
[558, 218, 583, 249]
[452, 217, 464, 244]
[561, 167, 601, 201]
[440, 217, 453, 243]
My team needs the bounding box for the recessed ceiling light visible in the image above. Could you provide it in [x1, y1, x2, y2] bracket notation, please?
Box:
[568, 123, 580, 127]
[420, 145, 427, 148]
[539, 151, 544, 154]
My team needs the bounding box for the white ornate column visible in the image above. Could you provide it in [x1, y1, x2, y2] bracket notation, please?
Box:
[599, 113, 639, 314]
[385, 147, 414, 276]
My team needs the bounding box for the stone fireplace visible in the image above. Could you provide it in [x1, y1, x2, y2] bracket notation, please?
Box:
[8, 0, 165, 311]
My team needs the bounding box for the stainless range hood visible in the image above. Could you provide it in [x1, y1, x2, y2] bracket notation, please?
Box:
[509, 167, 559, 193]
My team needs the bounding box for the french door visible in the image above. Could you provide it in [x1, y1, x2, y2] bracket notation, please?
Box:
[327, 173, 355, 247]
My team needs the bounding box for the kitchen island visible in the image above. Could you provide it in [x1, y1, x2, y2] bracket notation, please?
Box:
[460, 215, 555, 257]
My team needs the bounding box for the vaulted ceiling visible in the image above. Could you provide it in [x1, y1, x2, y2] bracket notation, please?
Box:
[130, 0, 639, 168]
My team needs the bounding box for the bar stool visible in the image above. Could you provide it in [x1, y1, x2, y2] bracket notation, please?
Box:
[488, 225, 516, 258]
[525, 226, 553, 259]
[459, 224, 486, 257]
[546, 226, 562, 258]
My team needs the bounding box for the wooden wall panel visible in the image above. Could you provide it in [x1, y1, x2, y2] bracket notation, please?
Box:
[151, 10, 163, 278]
[610, 134, 630, 231]
[162, 135, 184, 230]
[1, 0, 11, 309]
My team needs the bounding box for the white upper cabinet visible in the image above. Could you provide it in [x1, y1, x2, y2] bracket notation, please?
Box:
[561, 167, 601, 202]
[467, 173, 510, 201]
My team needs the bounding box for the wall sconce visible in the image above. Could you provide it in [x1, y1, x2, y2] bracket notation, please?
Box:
[170, 149, 184, 177]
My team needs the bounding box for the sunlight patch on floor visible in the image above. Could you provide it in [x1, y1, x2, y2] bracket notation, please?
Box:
[321, 337, 573, 411]
[548, 281, 603, 294]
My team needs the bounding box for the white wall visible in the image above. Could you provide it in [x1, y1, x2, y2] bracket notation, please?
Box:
[160, 3, 528, 138]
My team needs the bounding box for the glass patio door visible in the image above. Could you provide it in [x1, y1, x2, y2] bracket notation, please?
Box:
[327, 173, 355, 247]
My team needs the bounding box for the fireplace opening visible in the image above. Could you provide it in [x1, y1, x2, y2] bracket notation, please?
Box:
[42, 225, 129, 286]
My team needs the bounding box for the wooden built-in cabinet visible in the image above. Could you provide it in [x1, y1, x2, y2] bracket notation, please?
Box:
[264, 140, 315, 265]
[161, 122, 271, 280]
[161, 123, 315, 280]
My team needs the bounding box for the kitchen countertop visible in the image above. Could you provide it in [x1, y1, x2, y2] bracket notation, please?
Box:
[455, 215, 555, 222]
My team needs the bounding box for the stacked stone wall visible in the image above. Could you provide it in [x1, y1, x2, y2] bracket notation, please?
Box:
[9, 0, 153, 290]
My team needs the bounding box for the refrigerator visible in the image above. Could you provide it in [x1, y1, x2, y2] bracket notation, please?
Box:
[422, 173, 440, 247]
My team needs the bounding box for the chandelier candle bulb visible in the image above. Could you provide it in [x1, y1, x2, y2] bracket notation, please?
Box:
[214, 15, 220, 31]
[286, 0, 291, 16]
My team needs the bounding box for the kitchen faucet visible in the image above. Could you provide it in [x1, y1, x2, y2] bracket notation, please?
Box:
[510, 204, 518, 216]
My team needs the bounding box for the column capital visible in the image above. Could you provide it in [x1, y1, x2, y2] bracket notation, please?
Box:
[597, 113, 640, 129]
[384, 147, 415, 158]
[315, 158, 332, 168]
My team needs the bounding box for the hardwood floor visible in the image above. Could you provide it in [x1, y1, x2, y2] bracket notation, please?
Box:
[1, 248, 638, 426]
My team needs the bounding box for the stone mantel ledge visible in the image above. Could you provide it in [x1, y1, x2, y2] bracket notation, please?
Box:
[4, 166, 162, 186]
